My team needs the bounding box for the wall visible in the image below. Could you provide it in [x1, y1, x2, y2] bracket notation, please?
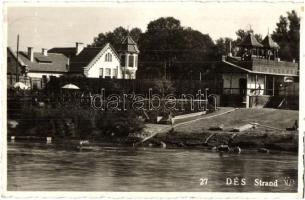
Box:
[87, 48, 121, 79]
[27, 72, 63, 78]
[222, 73, 246, 94]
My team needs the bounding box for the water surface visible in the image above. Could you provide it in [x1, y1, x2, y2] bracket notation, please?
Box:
[7, 142, 298, 192]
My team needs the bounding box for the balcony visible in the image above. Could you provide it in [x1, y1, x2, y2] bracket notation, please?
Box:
[226, 56, 298, 76]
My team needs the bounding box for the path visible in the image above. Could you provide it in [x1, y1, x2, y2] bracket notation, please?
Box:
[135, 107, 237, 146]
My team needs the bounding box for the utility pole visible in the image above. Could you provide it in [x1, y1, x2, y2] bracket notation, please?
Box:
[164, 61, 167, 80]
[16, 34, 20, 82]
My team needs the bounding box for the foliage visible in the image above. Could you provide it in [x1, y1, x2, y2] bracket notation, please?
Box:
[95, 111, 145, 138]
[91, 26, 143, 50]
[139, 17, 217, 80]
[14, 105, 144, 140]
[235, 29, 263, 44]
[90, 17, 218, 80]
[272, 10, 300, 61]
[215, 37, 234, 56]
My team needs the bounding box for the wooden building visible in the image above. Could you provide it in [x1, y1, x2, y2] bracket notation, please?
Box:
[219, 33, 299, 108]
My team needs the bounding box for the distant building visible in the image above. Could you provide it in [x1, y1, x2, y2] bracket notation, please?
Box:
[67, 43, 123, 79]
[7, 35, 140, 89]
[219, 33, 299, 108]
[7, 47, 69, 89]
[49, 35, 139, 79]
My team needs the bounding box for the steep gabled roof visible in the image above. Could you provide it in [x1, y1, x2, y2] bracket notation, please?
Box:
[7, 47, 27, 66]
[18, 51, 69, 73]
[119, 35, 139, 53]
[238, 33, 263, 48]
[262, 35, 280, 49]
[48, 47, 76, 58]
[69, 43, 120, 74]
[7, 47, 27, 75]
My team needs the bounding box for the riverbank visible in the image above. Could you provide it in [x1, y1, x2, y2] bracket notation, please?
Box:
[144, 108, 298, 153]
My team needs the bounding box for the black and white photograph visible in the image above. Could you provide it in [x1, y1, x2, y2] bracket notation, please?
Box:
[1, 1, 304, 198]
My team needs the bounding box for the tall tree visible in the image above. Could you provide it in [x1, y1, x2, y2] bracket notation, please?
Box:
[235, 29, 263, 44]
[91, 27, 142, 50]
[215, 37, 234, 56]
[272, 10, 300, 61]
[139, 17, 217, 80]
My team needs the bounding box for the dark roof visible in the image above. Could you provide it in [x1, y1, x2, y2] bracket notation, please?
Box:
[69, 48, 102, 73]
[119, 35, 139, 53]
[7, 47, 25, 75]
[261, 35, 280, 49]
[48, 47, 76, 58]
[18, 51, 69, 73]
[69, 43, 120, 73]
[238, 33, 263, 48]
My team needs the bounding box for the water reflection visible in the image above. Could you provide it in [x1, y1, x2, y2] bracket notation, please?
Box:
[7, 142, 298, 192]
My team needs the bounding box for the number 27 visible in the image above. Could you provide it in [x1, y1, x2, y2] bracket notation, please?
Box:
[200, 178, 208, 185]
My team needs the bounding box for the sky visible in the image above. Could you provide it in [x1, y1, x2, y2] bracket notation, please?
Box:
[5, 2, 303, 52]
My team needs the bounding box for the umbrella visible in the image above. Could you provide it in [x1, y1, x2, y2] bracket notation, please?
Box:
[61, 83, 80, 90]
[14, 82, 29, 90]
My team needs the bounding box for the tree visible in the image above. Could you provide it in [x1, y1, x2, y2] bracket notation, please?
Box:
[215, 29, 262, 57]
[91, 27, 142, 50]
[272, 10, 300, 61]
[139, 17, 217, 80]
[215, 37, 234, 56]
[235, 29, 263, 44]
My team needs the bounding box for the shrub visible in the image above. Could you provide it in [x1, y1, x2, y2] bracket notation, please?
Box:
[13, 105, 144, 140]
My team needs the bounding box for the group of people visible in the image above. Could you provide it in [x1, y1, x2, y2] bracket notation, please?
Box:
[241, 48, 277, 61]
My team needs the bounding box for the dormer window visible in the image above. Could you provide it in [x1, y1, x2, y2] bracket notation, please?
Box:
[105, 53, 112, 62]
[36, 56, 52, 63]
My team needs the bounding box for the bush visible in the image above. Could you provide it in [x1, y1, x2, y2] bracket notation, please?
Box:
[13, 105, 144, 140]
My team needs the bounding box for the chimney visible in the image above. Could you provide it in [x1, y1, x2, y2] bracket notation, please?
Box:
[28, 47, 34, 62]
[76, 42, 84, 55]
[42, 48, 48, 56]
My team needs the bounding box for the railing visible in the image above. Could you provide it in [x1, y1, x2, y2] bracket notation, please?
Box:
[226, 56, 299, 75]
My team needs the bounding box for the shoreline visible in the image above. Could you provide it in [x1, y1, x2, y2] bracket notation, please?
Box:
[7, 107, 299, 153]
[8, 128, 298, 154]
[145, 129, 298, 153]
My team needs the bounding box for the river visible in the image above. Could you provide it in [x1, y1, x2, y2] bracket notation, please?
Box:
[7, 141, 298, 192]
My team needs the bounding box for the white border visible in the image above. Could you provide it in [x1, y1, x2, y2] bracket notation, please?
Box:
[1, 1, 304, 199]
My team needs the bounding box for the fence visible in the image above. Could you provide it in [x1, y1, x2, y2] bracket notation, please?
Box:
[45, 77, 219, 96]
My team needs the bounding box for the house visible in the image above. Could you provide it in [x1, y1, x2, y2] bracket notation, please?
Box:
[219, 33, 299, 108]
[67, 43, 123, 79]
[49, 35, 139, 79]
[7, 47, 31, 88]
[7, 35, 140, 89]
[7, 47, 69, 89]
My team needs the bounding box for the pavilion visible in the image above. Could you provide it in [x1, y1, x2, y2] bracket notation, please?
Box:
[218, 33, 298, 108]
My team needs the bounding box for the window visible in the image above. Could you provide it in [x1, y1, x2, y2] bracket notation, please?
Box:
[105, 53, 112, 62]
[113, 69, 118, 79]
[105, 68, 111, 78]
[99, 68, 103, 78]
[128, 55, 134, 67]
[42, 75, 47, 83]
[121, 55, 126, 66]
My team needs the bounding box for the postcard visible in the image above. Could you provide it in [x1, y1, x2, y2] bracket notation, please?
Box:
[1, 1, 304, 199]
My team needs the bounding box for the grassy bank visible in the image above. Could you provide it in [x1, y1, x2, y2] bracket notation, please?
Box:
[148, 108, 299, 152]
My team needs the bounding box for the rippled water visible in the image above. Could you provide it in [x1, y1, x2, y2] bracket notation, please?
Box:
[7, 142, 298, 192]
